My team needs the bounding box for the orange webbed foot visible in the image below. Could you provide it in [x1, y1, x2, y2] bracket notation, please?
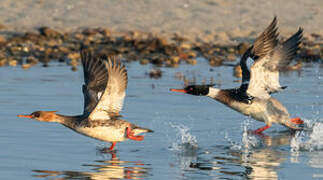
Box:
[126, 125, 144, 141]
[291, 117, 304, 125]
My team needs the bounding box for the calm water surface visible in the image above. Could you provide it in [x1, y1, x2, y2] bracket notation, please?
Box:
[1, 60, 323, 179]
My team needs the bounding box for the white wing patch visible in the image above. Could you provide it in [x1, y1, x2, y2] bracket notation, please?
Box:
[242, 18, 302, 100]
[88, 59, 128, 121]
[247, 56, 283, 99]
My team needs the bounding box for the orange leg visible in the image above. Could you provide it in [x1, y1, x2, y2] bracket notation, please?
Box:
[126, 124, 144, 141]
[253, 125, 271, 134]
[109, 142, 117, 151]
[291, 117, 304, 125]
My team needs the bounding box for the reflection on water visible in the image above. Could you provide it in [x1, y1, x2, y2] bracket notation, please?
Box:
[1, 62, 323, 179]
[32, 152, 152, 179]
[240, 132, 292, 180]
[187, 132, 295, 179]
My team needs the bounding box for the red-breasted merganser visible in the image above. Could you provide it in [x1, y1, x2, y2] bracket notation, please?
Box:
[170, 17, 304, 133]
[18, 49, 153, 151]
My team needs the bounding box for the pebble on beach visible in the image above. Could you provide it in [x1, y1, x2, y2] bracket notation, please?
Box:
[0, 26, 320, 75]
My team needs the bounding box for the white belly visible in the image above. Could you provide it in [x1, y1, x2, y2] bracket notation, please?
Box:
[228, 97, 289, 125]
[229, 100, 267, 122]
[75, 126, 127, 142]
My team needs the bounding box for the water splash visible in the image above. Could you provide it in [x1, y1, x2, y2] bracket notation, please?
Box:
[169, 123, 198, 155]
[224, 132, 241, 151]
[225, 118, 263, 152]
[241, 124, 263, 150]
[168, 123, 199, 171]
[291, 119, 323, 152]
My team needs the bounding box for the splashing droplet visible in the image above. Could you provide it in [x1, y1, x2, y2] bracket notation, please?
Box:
[291, 120, 323, 152]
[169, 123, 198, 155]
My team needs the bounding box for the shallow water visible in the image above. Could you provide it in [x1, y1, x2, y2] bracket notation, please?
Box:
[1, 60, 323, 179]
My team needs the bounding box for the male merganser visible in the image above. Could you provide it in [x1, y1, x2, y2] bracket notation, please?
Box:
[171, 17, 304, 133]
[18, 49, 153, 151]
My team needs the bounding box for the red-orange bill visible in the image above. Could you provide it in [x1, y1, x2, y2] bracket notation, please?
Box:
[17, 114, 33, 118]
[170, 88, 187, 93]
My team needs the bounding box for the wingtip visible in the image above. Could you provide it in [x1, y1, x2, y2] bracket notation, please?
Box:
[250, 16, 280, 59]
[297, 27, 304, 40]
[272, 16, 277, 24]
[287, 27, 304, 46]
[298, 27, 304, 32]
[296, 27, 304, 37]
[269, 16, 278, 28]
[104, 56, 126, 72]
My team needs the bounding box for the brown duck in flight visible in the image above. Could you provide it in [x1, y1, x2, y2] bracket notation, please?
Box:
[18, 49, 153, 151]
[171, 17, 304, 133]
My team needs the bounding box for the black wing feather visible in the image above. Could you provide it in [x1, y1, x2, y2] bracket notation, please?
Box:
[80, 49, 108, 114]
[240, 17, 279, 88]
[265, 28, 303, 71]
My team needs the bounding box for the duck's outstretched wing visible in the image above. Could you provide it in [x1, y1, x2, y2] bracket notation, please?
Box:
[264, 28, 303, 71]
[81, 49, 108, 116]
[81, 49, 128, 120]
[247, 28, 303, 99]
[240, 17, 279, 90]
[250, 17, 279, 59]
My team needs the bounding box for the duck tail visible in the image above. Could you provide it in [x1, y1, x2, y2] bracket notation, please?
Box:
[139, 127, 154, 133]
[133, 125, 154, 133]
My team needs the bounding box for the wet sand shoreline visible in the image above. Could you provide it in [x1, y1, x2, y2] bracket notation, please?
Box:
[0, 26, 321, 71]
[0, 0, 322, 40]
[0, 0, 321, 70]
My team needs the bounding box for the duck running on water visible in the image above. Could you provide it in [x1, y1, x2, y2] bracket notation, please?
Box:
[18, 49, 153, 151]
[171, 17, 304, 133]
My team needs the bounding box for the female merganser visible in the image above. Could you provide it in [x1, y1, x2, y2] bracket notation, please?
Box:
[18, 49, 153, 151]
[171, 17, 304, 133]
